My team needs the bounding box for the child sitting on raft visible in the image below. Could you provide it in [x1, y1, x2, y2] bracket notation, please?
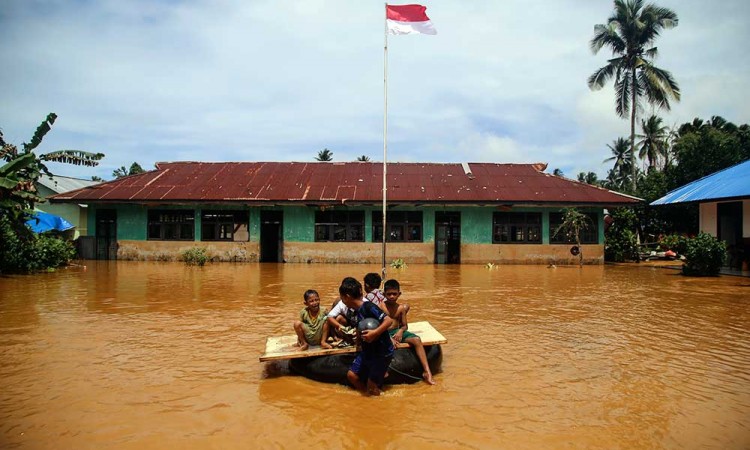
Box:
[363, 272, 386, 309]
[293, 289, 332, 351]
[382, 279, 436, 385]
[322, 296, 356, 346]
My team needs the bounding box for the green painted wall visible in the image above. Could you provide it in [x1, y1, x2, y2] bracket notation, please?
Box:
[249, 208, 260, 242]
[88, 204, 604, 245]
[459, 208, 492, 244]
[422, 209, 435, 243]
[282, 206, 314, 242]
[116, 204, 148, 240]
[365, 209, 373, 242]
[37, 184, 88, 238]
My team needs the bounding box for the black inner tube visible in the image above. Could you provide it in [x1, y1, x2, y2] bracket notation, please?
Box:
[289, 344, 442, 385]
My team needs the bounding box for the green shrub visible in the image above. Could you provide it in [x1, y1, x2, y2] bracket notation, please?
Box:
[682, 233, 726, 276]
[32, 233, 76, 269]
[604, 208, 639, 262]
[182, 247, 209, 266]
[659, 234, 689, 255]
[0, 214, 75, 273]
[390, 258, 407, 269]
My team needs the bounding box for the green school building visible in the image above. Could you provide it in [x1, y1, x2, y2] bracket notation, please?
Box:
[52, 162, 639, 264]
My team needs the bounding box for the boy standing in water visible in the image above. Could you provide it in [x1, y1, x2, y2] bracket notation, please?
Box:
[339, 277, 394, 396]
[293, 289, 332, 351]
[382, 279, 436, 385]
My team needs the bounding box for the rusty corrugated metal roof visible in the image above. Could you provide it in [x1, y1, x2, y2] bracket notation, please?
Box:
[50, 162, 640, 205]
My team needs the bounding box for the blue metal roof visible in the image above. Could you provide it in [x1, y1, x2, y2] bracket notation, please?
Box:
[651, 159, 750, 205]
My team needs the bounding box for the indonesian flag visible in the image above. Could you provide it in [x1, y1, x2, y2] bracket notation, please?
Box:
[386, 4, 437, 35]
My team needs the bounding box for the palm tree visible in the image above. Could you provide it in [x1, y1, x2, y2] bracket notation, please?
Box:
[603, 137, 632, 187]
[356, 155, 370, 162]
[112, 162, 146, 179]
[588, 0, 680, 190]
[637, 114, 669, 169]
[315, 148, 333, 162]
[552, 168, 564, 177]
[577, 171, 599, 185]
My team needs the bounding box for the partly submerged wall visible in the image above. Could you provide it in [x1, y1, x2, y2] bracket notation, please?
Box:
[89, 204, 605, 265]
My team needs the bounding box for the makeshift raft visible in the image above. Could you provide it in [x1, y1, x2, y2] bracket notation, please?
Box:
[259, 321, 447, 384]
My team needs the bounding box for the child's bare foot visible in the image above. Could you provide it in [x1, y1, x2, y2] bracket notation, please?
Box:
[367, 387, 383, 396]
[297, 342, 309, 351]
[423, 372, 436, 385]
[320, 341, 332, 349]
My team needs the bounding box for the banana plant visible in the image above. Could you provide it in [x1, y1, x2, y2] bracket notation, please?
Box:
[0, 113, 105, 223]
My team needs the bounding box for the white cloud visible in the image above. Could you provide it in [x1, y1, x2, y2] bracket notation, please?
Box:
[1, 0, 748, 180]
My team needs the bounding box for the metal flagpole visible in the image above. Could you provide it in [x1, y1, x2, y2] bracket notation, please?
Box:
[382, 3, 389, 279]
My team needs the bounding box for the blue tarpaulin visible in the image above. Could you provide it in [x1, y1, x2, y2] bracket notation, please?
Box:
[651, 159, 750, 205]
[26, 211, 74, 233]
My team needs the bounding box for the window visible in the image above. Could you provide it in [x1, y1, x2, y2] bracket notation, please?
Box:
[372, 211, 423, 242]
[201, 210, 249, 241]
[314, 210, 365, 242]
[492, 212, 542, 244]
[148, 210, 194, 240]
[549, 212, 599, 244]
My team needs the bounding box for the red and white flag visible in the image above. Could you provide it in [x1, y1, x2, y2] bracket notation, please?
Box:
[386, 4, 437, 35]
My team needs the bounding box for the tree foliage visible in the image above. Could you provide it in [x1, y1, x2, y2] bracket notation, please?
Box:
[0, 215, 76, 273]
[602, 137, 633, 191]
[113, 162, 146, 179]
[577, 171, 600, 185]
[552, 208, 593, 266]
[315, 148, 333, 162]
[589, 0, 680, 190]
[1, 113, 104, 222]
[637, 114, 669, 169]
[604, 207, 639, 262]
[0, 113, 104, 273]
[668, 117, 750, 188]
[356, 155, 370, 162]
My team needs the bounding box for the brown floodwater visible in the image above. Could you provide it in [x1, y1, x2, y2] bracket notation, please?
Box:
[1, 262, 749, 449]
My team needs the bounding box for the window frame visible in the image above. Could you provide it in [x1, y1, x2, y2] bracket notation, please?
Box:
[549, 212, 599, 244]
[372, 211, 423, 242]
[492, 212, 542, 244]
[147, 209, 195, 241]
[201, 210, 249, 242]
[314, 210, 365, 242]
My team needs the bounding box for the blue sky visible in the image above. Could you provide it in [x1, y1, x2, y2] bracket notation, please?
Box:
[2, 0, 748, 181]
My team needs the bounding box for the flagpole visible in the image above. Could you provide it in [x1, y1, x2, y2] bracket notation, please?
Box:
[382, 2, 388, 279]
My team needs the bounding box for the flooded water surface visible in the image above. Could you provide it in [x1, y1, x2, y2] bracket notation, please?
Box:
[1, 262, 749, 449]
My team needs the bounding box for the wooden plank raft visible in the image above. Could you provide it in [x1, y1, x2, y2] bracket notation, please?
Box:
[259, 321, 447, 362]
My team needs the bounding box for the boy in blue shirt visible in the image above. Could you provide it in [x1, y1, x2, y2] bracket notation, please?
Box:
[339, 276, 394, 396]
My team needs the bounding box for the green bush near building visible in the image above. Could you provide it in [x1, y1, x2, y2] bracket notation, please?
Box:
[0, 215, 76, 274]
[682, 233, 726, 276]
[659, 233, 690, 255]
[604, 207, 639, 262]
[181, 247, 210, 266]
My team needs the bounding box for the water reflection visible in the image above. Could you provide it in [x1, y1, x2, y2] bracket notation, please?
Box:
[0, 262, 748, 448]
